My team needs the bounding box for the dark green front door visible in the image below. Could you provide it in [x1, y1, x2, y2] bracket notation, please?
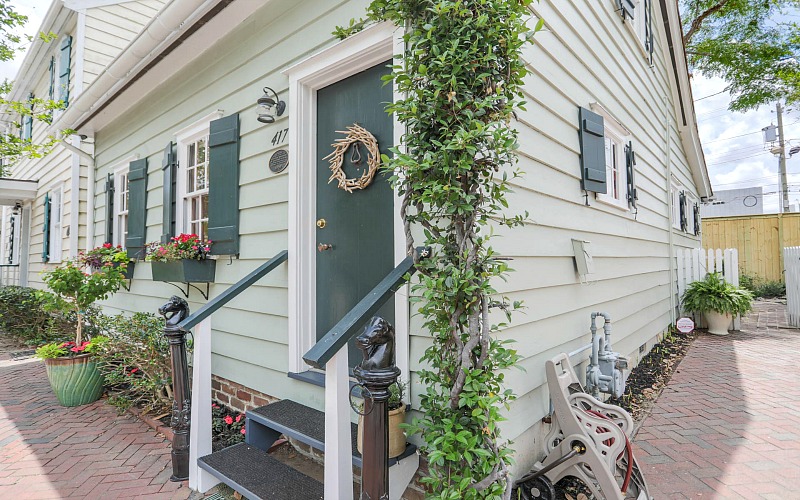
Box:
[316, 62, 395, 368]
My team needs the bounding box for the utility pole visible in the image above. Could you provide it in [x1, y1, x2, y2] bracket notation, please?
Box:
[777, 102, 789, 213]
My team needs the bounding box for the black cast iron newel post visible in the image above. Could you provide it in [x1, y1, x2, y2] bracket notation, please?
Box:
[159, 296, 192, 482]
[354, 316, 401, 500]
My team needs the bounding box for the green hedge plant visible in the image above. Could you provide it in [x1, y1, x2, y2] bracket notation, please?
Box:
[682, 272, 753, 316]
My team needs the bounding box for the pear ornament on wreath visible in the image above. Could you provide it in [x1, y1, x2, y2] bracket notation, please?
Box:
[324, 123, 380, 193]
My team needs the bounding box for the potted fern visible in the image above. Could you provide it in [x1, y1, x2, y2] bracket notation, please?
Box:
[681, 273, 753, 335]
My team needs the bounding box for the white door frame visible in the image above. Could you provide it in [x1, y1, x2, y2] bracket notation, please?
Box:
[283, 22, 409, 382]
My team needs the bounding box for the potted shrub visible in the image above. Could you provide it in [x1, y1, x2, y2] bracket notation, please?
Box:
[35, 260, 125, 406]
[357, 381, 407, 459]
[83, 243, 134, 279]
[146, 233, 215, 283]
[681, 272, 753, 335]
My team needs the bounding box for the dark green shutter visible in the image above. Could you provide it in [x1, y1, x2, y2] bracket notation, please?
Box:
[645, 0, 654, 64]
[208, 113, 240, 255]
[578, 107, 607, 194]
[42, 194, 50, 262]
[161, 142, 177, 243]
[625, 141, 638, 209]
[619, 0, 634, 21]
[104, 173, 114, 244]
[126, 158, 148, 258]
[23, 93, 33, 140]
[48, 56, 55, 101]
[59, 36, 72, 107]
[679, 191, 687, 232]
[693, 203, 701, 236]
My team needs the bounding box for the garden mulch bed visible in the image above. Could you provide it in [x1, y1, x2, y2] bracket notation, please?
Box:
[548, 330, 697, 499]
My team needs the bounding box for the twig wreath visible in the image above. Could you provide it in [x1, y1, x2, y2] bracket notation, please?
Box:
[323, 123, 380, 193]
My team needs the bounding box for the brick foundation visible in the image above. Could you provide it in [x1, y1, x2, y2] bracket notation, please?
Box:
[210, 375, 278, 411]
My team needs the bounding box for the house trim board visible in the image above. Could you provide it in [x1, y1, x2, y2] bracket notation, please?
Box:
[63, 0, 148, 10]
[282, 21, 410, 380]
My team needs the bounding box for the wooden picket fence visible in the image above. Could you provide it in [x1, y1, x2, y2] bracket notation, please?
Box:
[676, 247, 740, 330]
[783, 247, 800, 327]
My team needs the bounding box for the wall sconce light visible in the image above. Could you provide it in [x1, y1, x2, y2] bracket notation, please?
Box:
[256, 86, 286, 124]
[12, 202, 22, 215]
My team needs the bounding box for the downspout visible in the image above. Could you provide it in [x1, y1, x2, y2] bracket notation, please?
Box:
[664, 95, 676, 322]
[60, 138, 95, 251]
[69, 137, 81, 258]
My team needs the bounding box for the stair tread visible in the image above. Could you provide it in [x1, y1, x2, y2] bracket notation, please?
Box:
[199, 443, 323, 500]
[248, 399, 359, 456]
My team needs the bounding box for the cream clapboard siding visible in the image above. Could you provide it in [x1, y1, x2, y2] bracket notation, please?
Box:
[86, 0, 704, 471]
[82, 1, 167, 89]
[417, 0, 700, 467]
[14, 16, 79, 287]
[92, 0, 371, 409]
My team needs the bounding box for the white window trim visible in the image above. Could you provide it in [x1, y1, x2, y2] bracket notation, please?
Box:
[590, 103, 631, 211]
[625, 0, 651, 57]
[175, 111, 223, 237]
[283, 22, 409, 379]
[671, 180, 682, 230]
[113, 165, 129, 248]
[48, 184, 64, 263]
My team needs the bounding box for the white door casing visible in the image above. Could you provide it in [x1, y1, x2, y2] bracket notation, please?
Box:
[283, 22, 410, 382]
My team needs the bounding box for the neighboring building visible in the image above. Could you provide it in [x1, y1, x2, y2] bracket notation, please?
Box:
[0, 0, 166, 287]
[701, 186, 764, 218]
[12, 0, 710, 496]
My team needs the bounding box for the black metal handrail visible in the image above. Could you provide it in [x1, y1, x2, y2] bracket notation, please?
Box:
[178, 250, 288, 331]
[303, 246, 428, 369]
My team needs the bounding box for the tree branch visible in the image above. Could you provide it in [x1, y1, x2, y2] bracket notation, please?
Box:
[683, 0, 731, 46]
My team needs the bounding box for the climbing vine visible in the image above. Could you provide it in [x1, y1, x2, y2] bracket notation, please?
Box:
[341, 1, 539, 498]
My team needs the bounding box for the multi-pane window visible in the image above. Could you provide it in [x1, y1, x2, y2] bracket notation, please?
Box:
[594, 109, 630, 210]
[184, 137, 209, 239]
[114, 170, 129, 247]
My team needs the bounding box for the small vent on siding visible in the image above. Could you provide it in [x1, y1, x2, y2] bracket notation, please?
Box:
[639, 344, 646, 354]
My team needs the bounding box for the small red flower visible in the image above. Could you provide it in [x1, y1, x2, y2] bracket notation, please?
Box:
[235, 415, 242, 423]
[240, 427, 246, 435]
[224, 416, 234, 425]
[103, 243, 113, 249]
[130, 368, 139, 374]
[212, 403, 219, 408]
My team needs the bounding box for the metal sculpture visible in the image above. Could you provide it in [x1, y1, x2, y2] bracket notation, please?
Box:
[159, 296, 191, 481]
[354, 316, 401, 500]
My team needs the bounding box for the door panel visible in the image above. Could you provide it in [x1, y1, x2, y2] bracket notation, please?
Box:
[316, 62, 395, 368]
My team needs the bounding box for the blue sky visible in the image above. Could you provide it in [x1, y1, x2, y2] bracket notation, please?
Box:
[3, 0, 799, 213]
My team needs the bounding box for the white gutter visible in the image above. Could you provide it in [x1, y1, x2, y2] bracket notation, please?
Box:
[55, 0, 216, 131]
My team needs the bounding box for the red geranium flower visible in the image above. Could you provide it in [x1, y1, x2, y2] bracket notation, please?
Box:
[103, 243, 113, 249]
[240, 427, 246, 435]
[212, 403, 219, 408]
[224, 415, 234, 425]
[235, 415, 242, 423]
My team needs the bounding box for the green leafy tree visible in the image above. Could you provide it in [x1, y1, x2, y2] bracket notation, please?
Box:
[0, 0, 64, 173]
[681, 0, 800, 110]
[346, 1, 538, 498]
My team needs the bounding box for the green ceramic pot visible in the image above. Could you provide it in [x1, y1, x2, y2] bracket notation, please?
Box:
[44, 354, 105, 407]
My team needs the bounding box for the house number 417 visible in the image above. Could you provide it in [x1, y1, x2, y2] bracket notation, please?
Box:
[271, 128, 288, 146]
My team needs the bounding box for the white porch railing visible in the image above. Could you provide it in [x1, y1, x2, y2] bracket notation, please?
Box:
[0, 265, 20, 287]
[676, 247, 740, 330]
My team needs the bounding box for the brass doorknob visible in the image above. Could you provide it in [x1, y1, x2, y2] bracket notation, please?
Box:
[316, 218, 327, 229]
[318, 243, 333, 252]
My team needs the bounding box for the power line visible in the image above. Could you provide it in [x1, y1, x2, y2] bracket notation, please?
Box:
[703, 120, 800, 144]
[706, 151, 775, 167]
[694, 90, 727, 101]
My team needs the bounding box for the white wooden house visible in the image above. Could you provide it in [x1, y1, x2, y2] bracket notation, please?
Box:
[9, 0, 710, 497]
[1, 0, 166, 286]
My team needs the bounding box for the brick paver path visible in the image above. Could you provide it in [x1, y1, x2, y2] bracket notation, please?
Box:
[0, 338, 192, 499]
[633, 300, 800, 499]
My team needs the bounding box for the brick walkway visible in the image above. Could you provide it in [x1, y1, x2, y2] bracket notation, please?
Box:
[0, 337, 192, 499]
[633, 300, 800, 499]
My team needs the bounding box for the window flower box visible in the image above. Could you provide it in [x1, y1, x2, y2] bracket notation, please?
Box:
[151, 259, 216, 283]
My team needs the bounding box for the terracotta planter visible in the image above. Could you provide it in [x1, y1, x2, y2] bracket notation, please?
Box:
[151, 259, 216, 282]
[357, 406, 407, 459]
[44, 354, 105, 407]
[705, 311, 732, 336]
